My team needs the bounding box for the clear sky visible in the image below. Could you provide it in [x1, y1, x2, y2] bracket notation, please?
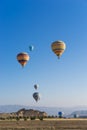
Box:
[0, 0, 87, 107]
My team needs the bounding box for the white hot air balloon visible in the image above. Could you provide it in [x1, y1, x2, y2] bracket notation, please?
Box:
[33, 92, 41, 102]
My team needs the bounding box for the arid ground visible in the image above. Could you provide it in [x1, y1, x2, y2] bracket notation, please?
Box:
[0, 118, 87, 130]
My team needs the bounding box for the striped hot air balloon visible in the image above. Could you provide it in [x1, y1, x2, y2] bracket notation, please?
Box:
[17, 52, 30, 67]
[51, 40, 66, 59]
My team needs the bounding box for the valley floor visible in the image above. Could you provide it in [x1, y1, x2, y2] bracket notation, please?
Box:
[0, 118, 87, 129]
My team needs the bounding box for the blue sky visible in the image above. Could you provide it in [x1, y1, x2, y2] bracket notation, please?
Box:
[0, 0, 87, 107]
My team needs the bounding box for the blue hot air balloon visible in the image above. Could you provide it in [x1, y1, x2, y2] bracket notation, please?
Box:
[58, 111, 64, 118]
[29, 45, 34, 51]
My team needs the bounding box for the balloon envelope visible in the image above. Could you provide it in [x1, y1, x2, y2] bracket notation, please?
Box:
[51, 40, 66, 58]
[29, 45, 34, 51]
[58, 111, 64, 118]
[17, 52, 30, 67]
[33, 92, 40, 102]
[34, 84, 39, 90]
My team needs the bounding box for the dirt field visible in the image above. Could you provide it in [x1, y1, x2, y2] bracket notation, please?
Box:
[0, 118, 87, 130]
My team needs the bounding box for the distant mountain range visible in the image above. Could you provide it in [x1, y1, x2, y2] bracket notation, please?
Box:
[0, 105, 87, 116]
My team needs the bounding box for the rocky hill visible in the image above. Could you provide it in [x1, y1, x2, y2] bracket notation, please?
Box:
[0, 108, 48, 118]
[16, 108, 48, 117]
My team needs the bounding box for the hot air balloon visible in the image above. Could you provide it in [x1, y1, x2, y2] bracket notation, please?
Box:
[29, 45, 34, 51]
[58, 111, 64, 118]
[17, 52, 30, 67]
[33, 92, 40, 102]
[51, 40, 66, 59]
[34, 84, 39, 90]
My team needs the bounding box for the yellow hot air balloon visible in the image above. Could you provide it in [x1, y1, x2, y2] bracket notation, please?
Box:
[51, 40, 66, 59]
[17, 52, 30, 67]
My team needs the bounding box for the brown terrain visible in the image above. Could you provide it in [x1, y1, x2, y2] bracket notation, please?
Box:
[0, 108, 48, 119]
[0, 119, 87, 129]
[0, 109, 87, 129]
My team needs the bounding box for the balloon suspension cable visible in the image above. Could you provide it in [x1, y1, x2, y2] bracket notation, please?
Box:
[58, 56, 60, 59]
[22, 65, 24, 68]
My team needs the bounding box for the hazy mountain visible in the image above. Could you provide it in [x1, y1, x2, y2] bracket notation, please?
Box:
[0, 105, 87, 116]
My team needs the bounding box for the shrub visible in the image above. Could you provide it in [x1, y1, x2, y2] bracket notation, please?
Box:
[16, 117, 20, 121]
[23, 116, 27, 121]
[38, 116, 43, 121]
[30, 116, 36, 120]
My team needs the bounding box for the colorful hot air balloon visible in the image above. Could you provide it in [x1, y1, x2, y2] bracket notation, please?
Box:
[51, 40, 66, 59]
[29, 45, 34, 51]
[34, 84, 39, 90]
[33, 92, 40, 102]
[17, 52, 30, 67]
